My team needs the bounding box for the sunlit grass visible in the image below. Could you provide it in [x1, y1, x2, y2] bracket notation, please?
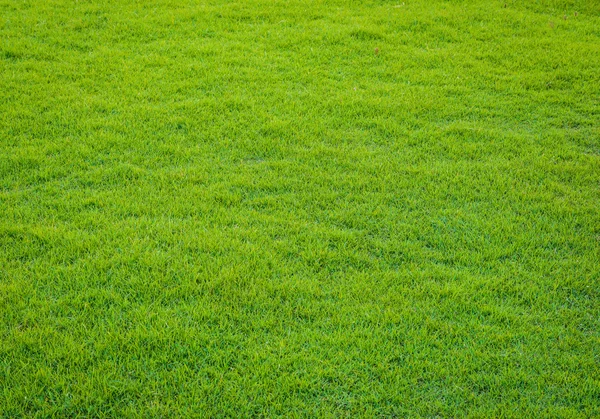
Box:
[1, 0, 599, 416]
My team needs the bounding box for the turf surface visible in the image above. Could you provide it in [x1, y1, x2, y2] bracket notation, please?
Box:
[1, 0, 599, 417]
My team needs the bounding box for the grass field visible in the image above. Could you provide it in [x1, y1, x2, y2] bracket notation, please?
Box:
[1, 0, 599, 417]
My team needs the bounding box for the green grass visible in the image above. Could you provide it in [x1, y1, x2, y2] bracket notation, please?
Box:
[1, 0, 599, 416]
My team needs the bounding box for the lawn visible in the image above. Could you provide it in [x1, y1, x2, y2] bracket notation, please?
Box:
[1, 0, 599, 417]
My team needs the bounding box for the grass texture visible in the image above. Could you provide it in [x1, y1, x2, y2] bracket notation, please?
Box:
[1, 0, 599, 417]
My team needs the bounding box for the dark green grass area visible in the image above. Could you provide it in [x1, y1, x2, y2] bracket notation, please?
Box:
[1, 0, 599, 416]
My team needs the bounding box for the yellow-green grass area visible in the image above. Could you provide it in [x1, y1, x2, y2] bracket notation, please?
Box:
[1, 0, 599, 417]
